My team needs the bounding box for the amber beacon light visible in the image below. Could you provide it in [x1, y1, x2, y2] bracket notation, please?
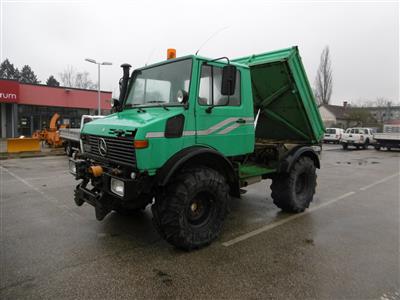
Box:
[167, 48, 176, 60]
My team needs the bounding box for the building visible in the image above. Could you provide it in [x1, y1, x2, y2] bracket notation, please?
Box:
[319, 101, 400, 129]
[365, 105, 400, 124]
[318, 102, 354, 128]
[0, 79, 112, 138]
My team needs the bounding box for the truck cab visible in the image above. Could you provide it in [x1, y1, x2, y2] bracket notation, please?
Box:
[70, 47, 324, 250]
[80, 56, 255, 173]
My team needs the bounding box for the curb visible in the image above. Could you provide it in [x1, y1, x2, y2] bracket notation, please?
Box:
[0, 151, 66, 160]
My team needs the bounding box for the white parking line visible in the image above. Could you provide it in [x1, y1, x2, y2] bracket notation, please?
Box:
[359, 173, 399, 191]
[0, 166, 82, 219]
[222, 191, 355, 247]
[223, 172, 400, 247]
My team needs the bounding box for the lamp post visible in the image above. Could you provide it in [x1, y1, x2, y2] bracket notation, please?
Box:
[85, 58, 112, 115]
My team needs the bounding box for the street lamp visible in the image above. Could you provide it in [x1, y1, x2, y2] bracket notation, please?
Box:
[85, 58, 112, 115]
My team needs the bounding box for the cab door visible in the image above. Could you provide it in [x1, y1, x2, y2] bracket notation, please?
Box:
[195, 61, 254, 156]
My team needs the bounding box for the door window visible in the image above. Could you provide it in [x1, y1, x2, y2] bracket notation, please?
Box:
[198, 64, 241, 106]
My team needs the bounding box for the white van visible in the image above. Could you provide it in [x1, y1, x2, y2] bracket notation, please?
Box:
[323, 128, 344, 143]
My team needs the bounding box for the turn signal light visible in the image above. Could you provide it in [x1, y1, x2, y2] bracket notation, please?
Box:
[134, 139, 149, 149]
[167, 48, 176, 60]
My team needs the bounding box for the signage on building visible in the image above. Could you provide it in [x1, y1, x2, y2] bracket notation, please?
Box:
[0, 79, 19, 103]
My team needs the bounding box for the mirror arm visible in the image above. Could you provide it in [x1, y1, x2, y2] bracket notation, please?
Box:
[209, 56, 230, 64]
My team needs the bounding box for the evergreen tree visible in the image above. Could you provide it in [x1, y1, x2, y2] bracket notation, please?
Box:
[46, 75, 60, 87]
[0, 59, 20, 80]
[19, 65, 40, 84]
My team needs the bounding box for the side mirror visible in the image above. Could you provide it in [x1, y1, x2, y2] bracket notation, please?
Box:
[221, 65, 237, 96]
[177, 89, 188, 103]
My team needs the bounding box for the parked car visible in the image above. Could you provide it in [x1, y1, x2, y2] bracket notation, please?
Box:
[59, 115, 105, 157]
[323, 128, 344, 144]
[341, 127, 374, 150]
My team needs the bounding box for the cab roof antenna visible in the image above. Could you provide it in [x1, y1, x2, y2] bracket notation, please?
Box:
[145, 47, 156, 66]
[195, 26, 229, 55]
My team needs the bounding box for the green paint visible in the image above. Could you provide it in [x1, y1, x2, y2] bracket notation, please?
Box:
[82, 46, 324, 176]
[239, 164, 276, 179]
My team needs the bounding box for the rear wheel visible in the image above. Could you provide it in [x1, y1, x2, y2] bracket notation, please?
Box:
[152, 167, 229, 250]
[362, 139, 369, 149]
[271, 156, 317, 213]
[342, 143, 348, 150]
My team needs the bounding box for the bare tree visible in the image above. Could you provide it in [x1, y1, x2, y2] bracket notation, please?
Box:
[314, 46, 333, 106]
[374, 97, 392, 107]
[59, 66, 97, 89]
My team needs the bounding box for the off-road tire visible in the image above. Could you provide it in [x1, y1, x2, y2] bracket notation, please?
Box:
[342, 143, 348, 150]
[271, 156, 317, 213]
[152, 167, 229, 250]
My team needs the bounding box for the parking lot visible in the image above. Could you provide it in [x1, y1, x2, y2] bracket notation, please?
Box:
[1, 144, 399, 299]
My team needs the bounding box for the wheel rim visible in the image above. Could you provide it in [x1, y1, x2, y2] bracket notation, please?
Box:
[295, 173, 308, 195]
[187, 191, 214, 227]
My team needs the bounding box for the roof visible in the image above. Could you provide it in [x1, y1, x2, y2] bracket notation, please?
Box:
[0, 78, 111, 109]
[321, 104, 349, 119]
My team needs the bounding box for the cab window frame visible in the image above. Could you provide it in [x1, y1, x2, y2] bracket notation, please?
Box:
[197, 62, 241, 107]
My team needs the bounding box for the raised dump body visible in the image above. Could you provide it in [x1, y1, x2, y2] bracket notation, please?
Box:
[234, 47, 324, 144]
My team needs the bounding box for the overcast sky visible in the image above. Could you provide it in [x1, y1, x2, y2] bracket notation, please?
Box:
[1, 0, 399, 105]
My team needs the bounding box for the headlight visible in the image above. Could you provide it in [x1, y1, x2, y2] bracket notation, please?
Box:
[69, 160, 76, 175]
[110, 178, 124, 197]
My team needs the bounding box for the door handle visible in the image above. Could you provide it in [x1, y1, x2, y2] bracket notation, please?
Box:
[236, 118, 246, 124]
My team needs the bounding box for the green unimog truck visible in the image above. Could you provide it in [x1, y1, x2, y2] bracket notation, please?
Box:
[69, 46, 325, 250]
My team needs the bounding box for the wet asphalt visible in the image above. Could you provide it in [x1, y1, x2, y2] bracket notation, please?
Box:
[0, 144, 399, 299]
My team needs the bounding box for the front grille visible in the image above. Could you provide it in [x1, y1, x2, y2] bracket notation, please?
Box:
[85, 135, 136, 166]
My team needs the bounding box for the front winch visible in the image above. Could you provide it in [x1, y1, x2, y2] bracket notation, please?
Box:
[88, 165, 103, 177]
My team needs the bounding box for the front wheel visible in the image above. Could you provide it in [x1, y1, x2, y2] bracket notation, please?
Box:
[65, 142, 72, 157]
[271, 156, 317, 213]
[342, 143, 348, 150]
[152, 167, 229, 250]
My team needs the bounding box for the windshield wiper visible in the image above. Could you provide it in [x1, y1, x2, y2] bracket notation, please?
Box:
[124, 103, 146, 112]
[146, 101, 170, 111]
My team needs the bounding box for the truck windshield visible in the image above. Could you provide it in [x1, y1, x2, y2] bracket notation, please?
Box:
[125, 59, 192, 107]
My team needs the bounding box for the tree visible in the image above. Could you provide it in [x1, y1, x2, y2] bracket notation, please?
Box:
[59, 66, 97, 89]
[46, 75, 60, 87]
[345, 107, 377, 127]
[19, 65, 40, 84]
[374, 97, 392, 107]
[0, 59, 20, 80]
[314, 46, 333, 106]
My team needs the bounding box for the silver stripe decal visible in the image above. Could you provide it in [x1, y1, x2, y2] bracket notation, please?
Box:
[146, 132, 165, 138]
[145, 117, 254, 138]
[217, 123, 240, 134]
[197, 117, 238, 135]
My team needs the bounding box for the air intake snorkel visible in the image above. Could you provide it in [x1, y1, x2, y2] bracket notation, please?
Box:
[119, 63, 132, 103]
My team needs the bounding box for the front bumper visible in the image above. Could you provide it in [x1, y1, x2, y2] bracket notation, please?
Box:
[70, 158, 152, 220]
[341, 140, 363, 145]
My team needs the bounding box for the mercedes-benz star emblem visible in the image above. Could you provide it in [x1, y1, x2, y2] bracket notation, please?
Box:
[98, 138, 107, 156]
